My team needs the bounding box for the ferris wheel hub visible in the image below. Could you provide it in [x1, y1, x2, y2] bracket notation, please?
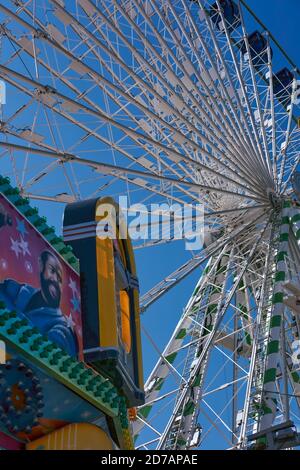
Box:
[267, 188, 282, 209]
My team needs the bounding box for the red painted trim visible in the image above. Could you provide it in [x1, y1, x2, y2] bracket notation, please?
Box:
[0, 431, 24, 450]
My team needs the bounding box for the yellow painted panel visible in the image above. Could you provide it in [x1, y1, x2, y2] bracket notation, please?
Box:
[95, 197, 118, 349]
[120, 290, 131, 353]
[96, 236, 118, 348]
[26, 423, 114, 450]
[122, 237, 144, 389]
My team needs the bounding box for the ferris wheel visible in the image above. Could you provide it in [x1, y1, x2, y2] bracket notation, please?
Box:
[0, 0, 300, 450]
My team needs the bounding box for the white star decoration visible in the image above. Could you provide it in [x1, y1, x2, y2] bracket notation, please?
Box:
[19, 236, 31, 257]
[0, 259, 7, 270]
[68, 278, 78, 294]
[66, 313, 75, 330]
[10, 237, 21, 258]
[10, 236, 31, 258]
[25, 261, 33, 273]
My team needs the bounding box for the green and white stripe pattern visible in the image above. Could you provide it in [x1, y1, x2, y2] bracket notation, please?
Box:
[287, 354, 300, 407]
[133, 260, 212, 439]
[175, 254, 229, 449]
[236, 275, 253, 349]
[287, 204, 300, 407]
[259, 200, 291, 430]
[290, 203, 300, 243]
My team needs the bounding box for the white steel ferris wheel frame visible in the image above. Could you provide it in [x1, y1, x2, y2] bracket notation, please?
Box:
[0, 0, 300, 450]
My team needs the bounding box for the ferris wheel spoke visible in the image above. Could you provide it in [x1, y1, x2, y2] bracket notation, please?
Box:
[237, 3, 277, 184]
[0, 62, 271, 205]
[2, 0, 278, 200]
[266, 37, 278, 187]
[104, 0, 265, 193]
[172, 1, 258, 160]
[46, 0, 270, 195]
[0, 94, 211, 204]
[164, 0, 270, 190]
[140, 208, 270, 312]
[278, 81, 300, 190]
[51, 0, 267, 194]
[1, 4, 208, 191]
[132, 203, 269, 251]
[209, 1, 274, 182]
[0, 140, 269, 218]
[280, 129, 300, 195]
[46, 0, 246, 175]
[195, 1, 273, 185]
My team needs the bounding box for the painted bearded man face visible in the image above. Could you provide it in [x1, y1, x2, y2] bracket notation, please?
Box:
[39, 251, 63, 309]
